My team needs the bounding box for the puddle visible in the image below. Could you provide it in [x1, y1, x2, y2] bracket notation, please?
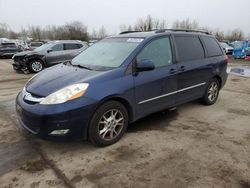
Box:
[227, 67, 250, 77]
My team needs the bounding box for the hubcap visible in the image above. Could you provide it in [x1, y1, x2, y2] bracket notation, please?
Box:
[208, 82, 218, 102]
[32, 61, 43, 72]
[98, 109, 124, 141]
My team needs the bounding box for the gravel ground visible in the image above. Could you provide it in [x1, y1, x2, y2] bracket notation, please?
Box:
[0, 58, 250, 188]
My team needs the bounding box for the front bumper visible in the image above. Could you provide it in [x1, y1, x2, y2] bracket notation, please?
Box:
[12, 58, 30, 73]
[16, 92, 98, 141]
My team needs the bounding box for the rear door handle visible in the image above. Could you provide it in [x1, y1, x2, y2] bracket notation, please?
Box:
[179, 66, 185, 72]
[169, 68, 177, 74]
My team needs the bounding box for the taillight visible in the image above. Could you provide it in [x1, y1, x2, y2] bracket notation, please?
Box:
[224, 55, 228, 63]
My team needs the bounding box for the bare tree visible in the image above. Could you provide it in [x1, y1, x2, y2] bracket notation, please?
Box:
[29, 25, 42, 41]
[64, 21, 88, 40]
[97, 26, 108, 39]
[227, 29, 244, 41]
[214, 30, 225, 41]
[120, 15, 167, 32]
[172, 18, 199, 29]
[134, 15, 154, 31]
[0, 23, 12, 38]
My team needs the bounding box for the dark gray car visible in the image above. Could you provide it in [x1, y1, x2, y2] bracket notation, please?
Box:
[12, 40, 88, 73]
[0, 42, 23, 58]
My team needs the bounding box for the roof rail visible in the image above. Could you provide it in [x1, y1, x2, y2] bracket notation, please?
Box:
[155, 29, 211, 35]
[119, 31, 142, 35]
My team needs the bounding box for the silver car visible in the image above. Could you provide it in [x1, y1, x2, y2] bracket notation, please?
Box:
[220, 42, 234, 55]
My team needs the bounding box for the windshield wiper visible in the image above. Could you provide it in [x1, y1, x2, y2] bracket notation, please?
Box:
[65, 61, 92, 70]
[74, 64, 92, 70]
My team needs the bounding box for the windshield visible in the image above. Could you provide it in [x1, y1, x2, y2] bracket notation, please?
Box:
[34, 43, 53, 52]
[72, 37, 143, 70]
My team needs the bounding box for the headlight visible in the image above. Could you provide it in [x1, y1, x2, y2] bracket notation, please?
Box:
[40, 83, 89, 105]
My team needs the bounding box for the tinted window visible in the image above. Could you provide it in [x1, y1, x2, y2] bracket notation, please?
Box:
[137, 37, 172, 68]
[31, 42, 43, 47]
[77, 44, 83, 48]
[65, 43, 81, 50]
[51, 43, 63, 51]
[201, 37, 223, 57]
[175, 36, 204, 61]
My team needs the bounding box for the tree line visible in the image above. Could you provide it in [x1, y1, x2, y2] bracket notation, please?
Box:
[0, 15, 247, 42]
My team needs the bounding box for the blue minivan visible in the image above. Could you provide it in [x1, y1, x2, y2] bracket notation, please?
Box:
[16, 29, 228, 146]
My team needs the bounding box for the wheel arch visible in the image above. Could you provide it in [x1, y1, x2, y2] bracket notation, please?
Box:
[213, 75, 222, 89]
[96, 95, 135, 123]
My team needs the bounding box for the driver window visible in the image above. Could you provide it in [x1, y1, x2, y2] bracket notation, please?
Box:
[137, 37, 172, 68]
[51, 44, 64, 52]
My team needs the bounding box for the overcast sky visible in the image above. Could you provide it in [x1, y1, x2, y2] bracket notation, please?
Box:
[0, 0, 250, 36]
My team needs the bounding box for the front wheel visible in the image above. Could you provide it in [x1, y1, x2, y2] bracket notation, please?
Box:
[29, 59, 44, 73]
[88, 101, 128, 147]
[202, 78, 220, 105]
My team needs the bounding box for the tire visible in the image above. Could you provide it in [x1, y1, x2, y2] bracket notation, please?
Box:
[28, 59, 44, 73]
[88, 101, 128, 147]
[202, 78, 220, 105]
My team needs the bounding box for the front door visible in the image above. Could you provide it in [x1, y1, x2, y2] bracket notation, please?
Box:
[46, 43, 66, 66]
[133, 37, 178, 118]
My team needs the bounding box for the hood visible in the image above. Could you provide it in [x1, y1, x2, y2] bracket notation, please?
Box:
[14, 50, 43, 57]
[26, 64, 104, 97]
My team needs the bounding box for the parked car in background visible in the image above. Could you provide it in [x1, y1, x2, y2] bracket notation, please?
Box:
[16, 29, 228, 146]
[247, 44, 250, 56]
[28, 42, 44, 51]
[0, 42, 23, 58]
[0, 38, 10, 44]
[12, 40, 88, 73]
[219, 42, 234, 54]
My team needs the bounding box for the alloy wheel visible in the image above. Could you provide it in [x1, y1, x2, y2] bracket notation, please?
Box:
[98, 109, 124, 141]
[208, 81, 218, 102]
[31, 61, 43, 72]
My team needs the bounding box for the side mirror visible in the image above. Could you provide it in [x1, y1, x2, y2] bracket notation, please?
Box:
[47, 49, 53, 53]
[136, 59, 155, 72]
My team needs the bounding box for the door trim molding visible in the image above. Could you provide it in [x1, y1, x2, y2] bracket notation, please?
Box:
[138, 82, 206, 104]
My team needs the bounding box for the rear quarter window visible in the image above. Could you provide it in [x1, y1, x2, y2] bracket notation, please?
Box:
[174, 36, 205, 61]
[201, 36, 223, 57]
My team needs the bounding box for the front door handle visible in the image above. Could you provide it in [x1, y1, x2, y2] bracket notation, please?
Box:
[169, 68, 177, 74]
[179, 66, 185, 72]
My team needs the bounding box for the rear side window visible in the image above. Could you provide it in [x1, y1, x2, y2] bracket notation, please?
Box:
[64, 43, 81, 50]
[137, 37, 172, 68]
[174, 36, 204, 61]
[201, 37, 223, 57]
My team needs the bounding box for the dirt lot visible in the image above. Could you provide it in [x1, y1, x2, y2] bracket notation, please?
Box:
[0, 58, 250, 188]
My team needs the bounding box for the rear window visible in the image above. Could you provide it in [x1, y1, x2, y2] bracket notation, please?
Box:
[174, 36, 204, 61]
[64, 43, 81, 50]
[201, 37, 223, 57]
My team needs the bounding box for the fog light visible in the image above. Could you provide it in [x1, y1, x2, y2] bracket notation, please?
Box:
[49, 129, 69, 135]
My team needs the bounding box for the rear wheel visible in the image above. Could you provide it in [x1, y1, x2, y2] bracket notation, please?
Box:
[29, 59, 44, 73]
[202, 78, 220, 105]
[88, 101, 128, 147]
